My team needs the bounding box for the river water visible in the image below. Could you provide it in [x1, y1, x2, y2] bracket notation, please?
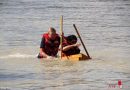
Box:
[0, 0, 130, 90]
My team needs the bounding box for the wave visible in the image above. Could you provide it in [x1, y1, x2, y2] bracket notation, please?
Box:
[0, 53, 36, 59]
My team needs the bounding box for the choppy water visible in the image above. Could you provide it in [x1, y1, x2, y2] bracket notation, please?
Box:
[0, 0, 130, 90]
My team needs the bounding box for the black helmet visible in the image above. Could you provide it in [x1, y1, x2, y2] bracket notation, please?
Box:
[66, 35, 77, 44]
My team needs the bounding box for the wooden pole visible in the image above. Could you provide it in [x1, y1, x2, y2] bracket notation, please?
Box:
[60, 16, 63, 59]
[73, 24, 91, 59]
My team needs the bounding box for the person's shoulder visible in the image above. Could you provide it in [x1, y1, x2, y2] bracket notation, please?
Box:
[55, 33, 59, 36]
[62, 40, 68, 47]
[55, 33, 60, 38]
[43, 33, 48, 36]
[43, 33, 49, 37]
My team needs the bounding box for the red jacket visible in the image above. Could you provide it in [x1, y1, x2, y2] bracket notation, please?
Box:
[41, 33, 60, 56]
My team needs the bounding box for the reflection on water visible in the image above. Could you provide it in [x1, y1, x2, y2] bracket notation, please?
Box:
[0, 0, 130, 90]
[0, 51, 130, 90]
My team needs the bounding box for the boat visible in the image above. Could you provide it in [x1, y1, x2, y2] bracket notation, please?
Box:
[61, 53, 90, 61]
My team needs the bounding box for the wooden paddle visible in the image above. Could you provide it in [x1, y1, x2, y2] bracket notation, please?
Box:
[60, 16, 63, 59]
[73, 24, 91, 59]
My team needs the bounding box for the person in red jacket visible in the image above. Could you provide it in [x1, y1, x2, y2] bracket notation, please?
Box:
[38, 27, 60, 59]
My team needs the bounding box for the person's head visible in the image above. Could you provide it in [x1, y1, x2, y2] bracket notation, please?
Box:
[66, 35, 77, 45]
[48, 27, 56, 39]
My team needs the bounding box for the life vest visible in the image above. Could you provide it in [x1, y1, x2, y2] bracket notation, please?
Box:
[42, 33, 60, 56]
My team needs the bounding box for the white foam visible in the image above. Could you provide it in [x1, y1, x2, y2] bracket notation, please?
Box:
[0, 53, 36, 59]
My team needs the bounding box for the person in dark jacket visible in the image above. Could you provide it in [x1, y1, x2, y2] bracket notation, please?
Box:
[62, 35, 81, 56]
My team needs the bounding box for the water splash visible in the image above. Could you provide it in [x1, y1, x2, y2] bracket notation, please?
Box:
[0, 53, 36, 59]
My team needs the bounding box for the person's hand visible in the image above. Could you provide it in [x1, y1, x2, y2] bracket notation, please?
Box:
[39, 52, 44, 56]
[58, 48, 61, 51]
[39, 52, 48, 58]
[47, 56, 54, 59]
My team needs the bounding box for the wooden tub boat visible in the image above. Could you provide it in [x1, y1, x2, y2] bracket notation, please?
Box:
[61, 53, 90, 61]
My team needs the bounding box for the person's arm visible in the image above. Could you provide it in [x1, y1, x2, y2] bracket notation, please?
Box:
[39, 48, 48, 58]
[62, 43, 81, 51]
[39, 37, 49, 58]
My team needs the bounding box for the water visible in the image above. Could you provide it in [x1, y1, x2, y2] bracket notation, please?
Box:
[0, 0, 130, 90]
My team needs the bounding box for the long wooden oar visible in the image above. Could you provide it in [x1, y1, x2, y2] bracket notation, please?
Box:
[60, 16, 63, 59]
[73, 24, 91, 59]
